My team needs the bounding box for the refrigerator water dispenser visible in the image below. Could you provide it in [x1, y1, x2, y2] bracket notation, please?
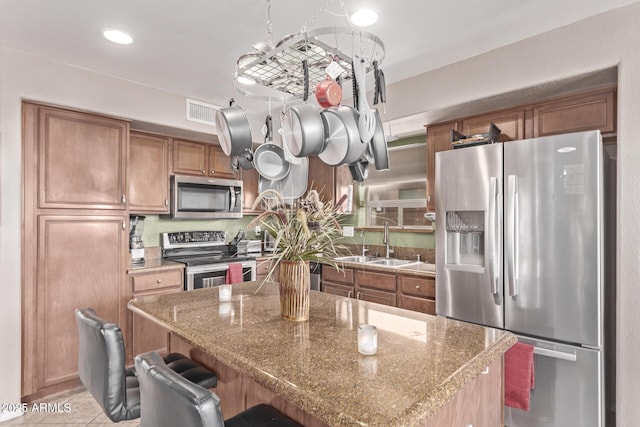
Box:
[445, 211, 485, 270]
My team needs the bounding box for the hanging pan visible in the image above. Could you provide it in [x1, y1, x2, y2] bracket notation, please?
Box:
[253, 115, 291, 181]
[215, 99, 252, 157]
[283, 59, 326, 157]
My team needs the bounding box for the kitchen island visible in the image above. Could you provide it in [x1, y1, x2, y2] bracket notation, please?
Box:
[128, 281, 516, 426]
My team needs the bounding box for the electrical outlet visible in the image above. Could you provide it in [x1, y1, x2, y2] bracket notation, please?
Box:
[255, 225, 261, 235]
[342, 226, 354, 237]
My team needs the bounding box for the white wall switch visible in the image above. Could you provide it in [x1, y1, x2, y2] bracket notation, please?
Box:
[343, 226, 355, 237]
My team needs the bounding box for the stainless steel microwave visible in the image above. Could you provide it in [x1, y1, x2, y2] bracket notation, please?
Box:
[162, 175, 243, 219]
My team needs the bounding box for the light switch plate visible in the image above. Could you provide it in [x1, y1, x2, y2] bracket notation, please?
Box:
[343, 226, 355, 237]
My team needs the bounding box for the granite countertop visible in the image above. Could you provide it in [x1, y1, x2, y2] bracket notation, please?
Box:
[332, 260, 436, 278]
[128, 282, 515, 426]
[127, 258, 184, 274]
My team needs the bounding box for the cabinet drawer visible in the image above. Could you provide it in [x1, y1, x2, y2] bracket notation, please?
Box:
[323, 266, 354, 285]
[358, 288, 396, 307]
[132, 269, 183, 293]
[399, 275, 435, 298]
[323, 282, 354, 298]
[399, 295, 435, 315]
[356, 270, 396, 292]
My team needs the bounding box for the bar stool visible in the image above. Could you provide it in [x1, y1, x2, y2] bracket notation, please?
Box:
[75, 308, 218, 422]
[135, 351, 303, 427]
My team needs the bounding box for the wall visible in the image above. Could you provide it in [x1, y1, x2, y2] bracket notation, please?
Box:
[2, 3, 640, 424]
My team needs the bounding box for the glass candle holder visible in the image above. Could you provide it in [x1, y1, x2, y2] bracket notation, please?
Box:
[358, 324, 377, 355]
[218, 284, 232, 302]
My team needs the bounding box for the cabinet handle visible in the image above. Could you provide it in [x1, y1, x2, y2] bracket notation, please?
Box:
[164, 198, 168, 207]
[201, 170, 206, 174]
[210, 170, 215, 174]
[481, 367, 489, 375]
[121, 194, 126, 204]
[122, 221, 125, 230]
[416, 285, 420, 289]
[347, 290, 353, 298]
[356, 292, 361, 299]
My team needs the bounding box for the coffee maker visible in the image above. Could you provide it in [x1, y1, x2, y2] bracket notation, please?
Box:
[129, 215, 145, 264]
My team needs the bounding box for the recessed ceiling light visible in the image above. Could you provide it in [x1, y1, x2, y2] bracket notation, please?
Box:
[102, 29, 133, 45]
[350, 9, 378, 27]
[237, 76, 256, 85]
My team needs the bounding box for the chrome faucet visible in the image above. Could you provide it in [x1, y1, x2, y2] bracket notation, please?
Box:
[383, 221, 394, 258]
[361, 231, 369, 257]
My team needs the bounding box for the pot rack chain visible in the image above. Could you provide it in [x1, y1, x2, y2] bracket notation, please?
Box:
[299, 0, 353, 32]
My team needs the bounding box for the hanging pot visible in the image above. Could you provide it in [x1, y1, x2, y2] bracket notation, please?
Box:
[318, 105, 368, 166]
[283, 59, 326, 157]
[215, 104, 252, 157]
[315, 76, 342, 108]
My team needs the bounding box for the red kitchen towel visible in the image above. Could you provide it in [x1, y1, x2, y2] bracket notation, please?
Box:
[504, 342, 535, 411]
[225, 263, 244, 284]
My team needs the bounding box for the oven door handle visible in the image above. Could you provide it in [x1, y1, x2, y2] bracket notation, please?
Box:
[186, 264, 229, 275]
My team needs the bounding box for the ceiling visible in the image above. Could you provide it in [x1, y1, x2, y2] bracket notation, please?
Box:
[0, 0, 635, 134]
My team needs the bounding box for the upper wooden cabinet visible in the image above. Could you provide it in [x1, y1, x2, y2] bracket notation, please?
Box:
[532, 87, 616, 137]
[172, 139, 236, 178]
[461, 108, 525, 142]
[426, 121, 459, 212]
[37, 106, 128, 210]
[307, 156, 354, 213]
[129, 132, 170, 213]
[241, 166, 261, 214]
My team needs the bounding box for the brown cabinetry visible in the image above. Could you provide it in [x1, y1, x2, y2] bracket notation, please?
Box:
[172, 139, 235, 178]
[256, 256, 280, 283]
[34, 214, 128, 392]
[127, 268, 183, 362]
[22, 102, 131, 399]
[355, 270, 397, 306]
[307, 156, 353, 213]
[322, 265, 355, 298]
[36, 105, 128, 210]
[428, 357, 503, 426]
[532, 87, 616, 137]
[129, 132, 170, 213]
[462, 109, 525, 142]
[398, 274, 436, 315]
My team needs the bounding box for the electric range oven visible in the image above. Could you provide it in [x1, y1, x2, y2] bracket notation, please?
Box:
[161, 231, 256, 291]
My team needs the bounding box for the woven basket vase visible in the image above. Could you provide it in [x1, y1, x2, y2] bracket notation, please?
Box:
[278, 260, 311, 321]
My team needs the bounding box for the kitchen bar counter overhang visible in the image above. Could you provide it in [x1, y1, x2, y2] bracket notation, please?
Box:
[128, 281, 516, 426]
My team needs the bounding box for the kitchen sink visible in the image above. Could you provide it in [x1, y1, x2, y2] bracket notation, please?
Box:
[334, 255, 380, 263]
[396, 262, 437, 273]
[366, 258, 414, 267]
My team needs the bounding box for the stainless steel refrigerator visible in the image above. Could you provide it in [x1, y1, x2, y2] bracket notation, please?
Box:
[435, 130, 604, 427]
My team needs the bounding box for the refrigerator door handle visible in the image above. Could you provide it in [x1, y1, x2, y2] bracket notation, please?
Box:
[488, 177, 499, 295]
[507, 175, 519, 297]
[533, 346, 577, 362]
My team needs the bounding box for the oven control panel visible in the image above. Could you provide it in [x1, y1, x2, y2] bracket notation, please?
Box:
[162, 231, 227, 249]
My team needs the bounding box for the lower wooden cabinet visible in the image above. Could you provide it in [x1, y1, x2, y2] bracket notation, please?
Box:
[398, 274, 436, 315]
[127, 268, 183, 363]
[25, 214, 128, 397]
[428, 357, 503, 426]
[321, 265, 437, 313]
[256, 256, 279, 283]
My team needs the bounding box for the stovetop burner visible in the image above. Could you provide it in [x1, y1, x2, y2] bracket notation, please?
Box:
[161, 231, 256, 267]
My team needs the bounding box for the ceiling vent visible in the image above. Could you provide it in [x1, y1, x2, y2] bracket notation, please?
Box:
[186, 98, 219, 126]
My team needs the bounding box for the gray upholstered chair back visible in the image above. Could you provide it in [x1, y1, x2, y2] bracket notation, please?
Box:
[75, 308, 140, 421]
[135, 351, 225, 427]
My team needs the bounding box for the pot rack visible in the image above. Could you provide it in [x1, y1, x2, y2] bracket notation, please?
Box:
[233, 26, 385, 101]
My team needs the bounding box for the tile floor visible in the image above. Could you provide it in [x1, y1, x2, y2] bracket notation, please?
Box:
[0, 388, 139, 426]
